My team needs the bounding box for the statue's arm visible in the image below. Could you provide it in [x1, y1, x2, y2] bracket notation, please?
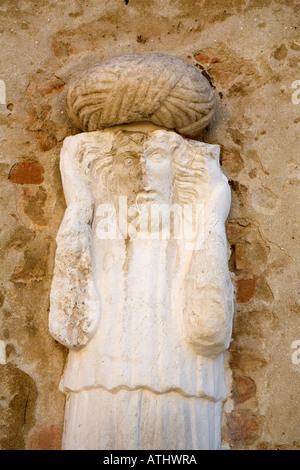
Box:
[49, 137, 101, 351]
[183, 174, 234, 359]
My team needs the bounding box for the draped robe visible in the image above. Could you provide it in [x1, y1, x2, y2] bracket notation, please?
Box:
[49, 129, 234, 450]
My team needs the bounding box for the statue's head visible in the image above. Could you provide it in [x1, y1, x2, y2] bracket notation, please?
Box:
[78, 129, 208, 208]
[76, 129, 209, 241]
[65, 53, 216, 240]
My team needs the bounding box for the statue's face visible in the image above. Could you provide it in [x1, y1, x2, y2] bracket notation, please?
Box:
[113, 137, 174, 208]
[82, 130, 207, 240]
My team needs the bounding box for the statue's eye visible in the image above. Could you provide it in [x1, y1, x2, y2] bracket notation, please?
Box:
[149, 153, 163, 162]
[123, 156, 136, 167]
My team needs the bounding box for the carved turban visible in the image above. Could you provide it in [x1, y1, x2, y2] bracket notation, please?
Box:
[66, 54, 215, 138]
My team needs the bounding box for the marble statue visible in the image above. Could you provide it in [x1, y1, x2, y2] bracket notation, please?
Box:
[49, 54, 234, 450]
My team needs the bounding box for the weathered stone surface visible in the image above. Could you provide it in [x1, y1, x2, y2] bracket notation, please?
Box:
[0, 0, 300, 451]
[0, 363, 37, 450]
[26, 424, 62, 451]
[49, 127, 234, 450]
[8, 162, 45, 185]
[231, 374, 256, 405]
[226, 410, 259, 441]
[234, 275, 259, 302]
[229, 350, 267, 372]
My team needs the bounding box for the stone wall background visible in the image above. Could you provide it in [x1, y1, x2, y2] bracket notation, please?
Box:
[0, 0, 300, 450]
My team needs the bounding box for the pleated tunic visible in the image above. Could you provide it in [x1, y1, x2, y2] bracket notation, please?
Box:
[61, 237, 227, 450]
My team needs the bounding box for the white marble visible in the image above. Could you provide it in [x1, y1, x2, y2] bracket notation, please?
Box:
[49, 54, 234, 450]
[49, 128, 234, 450]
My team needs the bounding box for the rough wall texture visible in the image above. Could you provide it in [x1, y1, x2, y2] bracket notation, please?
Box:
[0, 0, 299, 450]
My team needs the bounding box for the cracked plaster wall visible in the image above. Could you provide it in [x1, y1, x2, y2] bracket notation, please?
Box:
[0, 0, 300, 450]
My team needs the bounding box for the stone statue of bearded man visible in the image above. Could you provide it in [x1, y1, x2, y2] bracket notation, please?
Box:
[49, 54, 234, 450]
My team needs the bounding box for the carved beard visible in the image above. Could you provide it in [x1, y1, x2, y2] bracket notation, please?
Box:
[135, 190, 169, 206]
[78, 130, 209, 209]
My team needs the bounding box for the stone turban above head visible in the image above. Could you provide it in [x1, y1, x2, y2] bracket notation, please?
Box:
[66, 53, 216, 138]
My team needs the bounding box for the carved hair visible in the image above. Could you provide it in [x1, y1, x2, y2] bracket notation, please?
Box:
[153, 131, 209, 205]
[76, 130, 208, 206]
[66, 54, 215, 138]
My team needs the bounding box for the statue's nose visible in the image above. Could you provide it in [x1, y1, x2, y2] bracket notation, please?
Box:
[137, 155, 150, 189]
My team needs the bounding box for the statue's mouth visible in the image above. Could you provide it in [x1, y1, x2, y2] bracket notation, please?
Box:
[135, 190, 159, 205]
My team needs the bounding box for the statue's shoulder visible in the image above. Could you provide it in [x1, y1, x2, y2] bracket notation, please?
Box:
[60, 131, 114, 171]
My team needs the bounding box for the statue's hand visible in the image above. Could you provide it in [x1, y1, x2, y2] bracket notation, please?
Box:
[183, 284, 231, 359]
[49, 267, 101, 351]
[49, 204, 101, 350]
